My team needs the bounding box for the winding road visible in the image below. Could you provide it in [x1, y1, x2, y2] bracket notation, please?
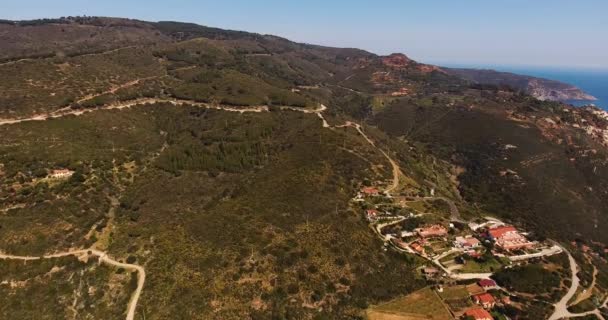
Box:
[0, 97, 327, 127]
[0, 249, 145, 320]
[549, 246, 606, 320]
[0, 98, 330, 320]
[5, 93, 604, 320]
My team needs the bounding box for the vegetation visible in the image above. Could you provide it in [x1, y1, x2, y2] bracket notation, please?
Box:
[0, 256, 132, 319]
[493, 264, 561, 294]
[1, 16, 607, 320]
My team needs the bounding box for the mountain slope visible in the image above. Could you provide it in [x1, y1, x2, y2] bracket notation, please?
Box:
[445, 67, 597, 101]
[1, 16, 608, 319]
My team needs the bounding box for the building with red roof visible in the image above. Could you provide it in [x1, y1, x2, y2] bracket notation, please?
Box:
[478, 279, 497, 290]
[455, 236, 481, 249]
[415, 224, 448, 238]
[473, 293, 496, 309]
[361, 187, 379, 197]
[487, 225, 534, 251]
[463, 307, 493, 320]
[410, 242, 425, 254]
[487, 226, 517, 239]
[365, 209, 379, 222]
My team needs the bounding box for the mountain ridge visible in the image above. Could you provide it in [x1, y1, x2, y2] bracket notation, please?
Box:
[1, 15, 608, 320]
[445, 67, 597, 102]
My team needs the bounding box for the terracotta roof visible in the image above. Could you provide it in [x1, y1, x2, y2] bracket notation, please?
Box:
[488, 226, 517, 239]
[362, 187, 379, 194]
[474, 293, 495, 304]
[464, 307, 493, 320]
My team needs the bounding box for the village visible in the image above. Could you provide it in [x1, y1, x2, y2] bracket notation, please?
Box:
[355, 185, 568, 320]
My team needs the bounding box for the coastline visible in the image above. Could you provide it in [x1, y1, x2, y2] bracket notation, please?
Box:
[439, 63, 608, 110]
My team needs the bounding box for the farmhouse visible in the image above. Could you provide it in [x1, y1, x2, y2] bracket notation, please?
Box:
[455, 236, 481, 249]
[415, 225, 448, 238]
[410, 242, 425, 254]
[361, 187, 379, 197]
[473, 293, 496, 309]
[463, 307, 493, 320]
[366, 209, 379, 222]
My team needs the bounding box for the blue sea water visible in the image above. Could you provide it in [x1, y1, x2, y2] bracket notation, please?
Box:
[442, 63, 608, 111]
[497, 66, 608, 111]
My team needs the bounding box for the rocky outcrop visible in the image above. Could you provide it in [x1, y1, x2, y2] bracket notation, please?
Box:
[527, 78, 597, 101]
[381, 53, 412, 68]
[445, 68, 597, 102]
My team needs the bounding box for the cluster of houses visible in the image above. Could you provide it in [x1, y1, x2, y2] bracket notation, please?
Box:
[354, 184, 557, 320]
[392, 217, 540, 270]
[461, 279, 510, 320]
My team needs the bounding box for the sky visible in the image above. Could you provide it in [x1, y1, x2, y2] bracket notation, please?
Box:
[2, 0, 608, 69]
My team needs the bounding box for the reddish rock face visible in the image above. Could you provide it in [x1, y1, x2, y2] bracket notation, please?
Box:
[417, 64, 443, 74]
[381, 53, 412, 68]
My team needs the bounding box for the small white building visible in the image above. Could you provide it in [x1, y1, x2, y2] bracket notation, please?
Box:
[50, 169, 74, 179]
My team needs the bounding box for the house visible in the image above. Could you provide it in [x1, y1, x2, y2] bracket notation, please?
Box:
[361, 187, 380, 197]
[422, 267, 439, 279]
[487, 226, 518, 240]
[487, 225, 534, 251]
[415, 225, 448, 238]
[473, 293, 496, 309]
[478, 279, 498, 290]
[366, 209, 379, 222]
[50, 169, 74, 179]
[455, 236, 481, 249]
[392, 238, 409, 251]
[411, 242, 425, 254]
[463, 307, 493, 320]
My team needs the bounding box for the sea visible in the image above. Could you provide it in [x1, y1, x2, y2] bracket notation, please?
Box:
[441, 63, 608, 111]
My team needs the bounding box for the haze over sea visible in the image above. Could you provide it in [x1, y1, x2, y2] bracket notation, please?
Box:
[440, 63, 608, 111]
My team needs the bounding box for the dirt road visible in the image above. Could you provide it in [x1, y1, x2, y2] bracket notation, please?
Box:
[0, 249, 145, 320]
[0, 98, 329, 127]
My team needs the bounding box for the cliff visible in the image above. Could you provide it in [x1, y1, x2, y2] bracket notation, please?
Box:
[445, 67, 597, 102]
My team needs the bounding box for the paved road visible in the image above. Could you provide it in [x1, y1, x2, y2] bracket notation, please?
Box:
[509, 245, 563, 262]
[548, 247, 605, 320]
[421, 196, 462, 222]
[0, 249, 145, 320]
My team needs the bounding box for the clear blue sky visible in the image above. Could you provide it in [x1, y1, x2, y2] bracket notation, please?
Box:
[2, 0, 607, 69]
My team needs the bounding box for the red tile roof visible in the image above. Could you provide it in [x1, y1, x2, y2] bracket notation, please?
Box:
[478, 279, 497, 288]
[464, 307, 493, 320]
[362, 187, 379, 195]
[488, 226, 517, 239]
[474, 293, 496, 304]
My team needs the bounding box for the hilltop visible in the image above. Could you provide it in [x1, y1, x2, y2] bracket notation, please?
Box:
[1, 16, 608, 320]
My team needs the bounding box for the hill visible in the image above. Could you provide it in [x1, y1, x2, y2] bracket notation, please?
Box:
[445, 67, 597, 101]
[1, 16, 608, 319]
